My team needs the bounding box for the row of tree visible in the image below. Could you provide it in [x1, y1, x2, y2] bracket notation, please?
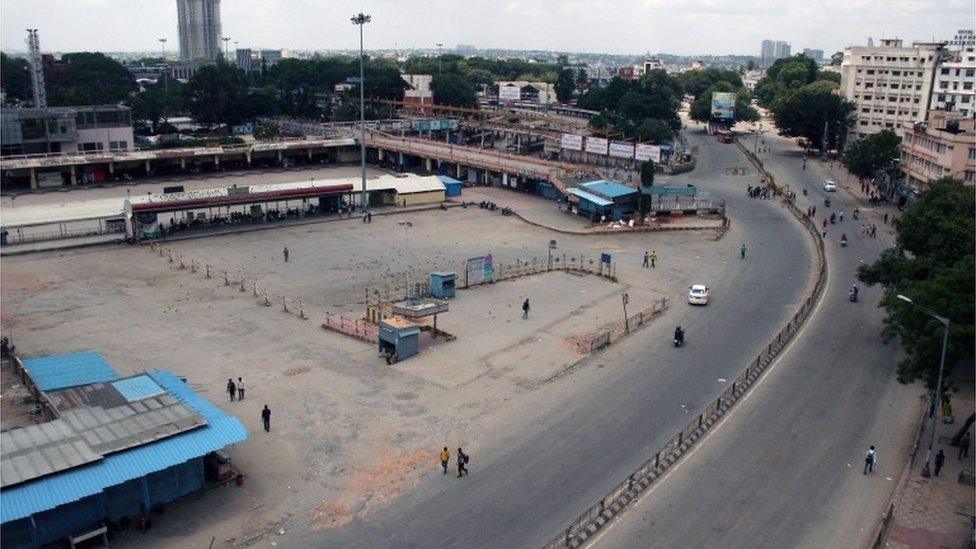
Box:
[576, 70, 683, 142]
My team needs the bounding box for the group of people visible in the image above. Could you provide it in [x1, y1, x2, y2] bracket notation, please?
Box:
[642, 250, 659, 268]
[439, 447, 470, 477]
[859, 224, 879, 238]
[747, 184, 773, 200]
[226, 378, 273, 432]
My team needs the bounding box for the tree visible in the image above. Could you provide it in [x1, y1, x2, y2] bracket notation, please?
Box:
[829, 51, 844, 66]
[842, 129, 900, 179]
[771, 80, 854, 151]
[186, 61, 248, 126]
[746, 59, 756, 71]
[753, 54, 819, 107]
[555, 68, 575, 103]
[688, 82, 760, 123]
[430, 73, 477, 108]
[858, 178, 975, 384]
[1, 52, 31, 102]
[678, 67, 743, 98]
[640, 161, 655, 187]
[638, 160, 655, 216]
[130, 76, 186, 132]
[46, 52, 137, 106]
[635, 118, 672, 143]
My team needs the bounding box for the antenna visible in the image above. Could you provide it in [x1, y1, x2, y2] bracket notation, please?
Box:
[26, 29, 47, 108]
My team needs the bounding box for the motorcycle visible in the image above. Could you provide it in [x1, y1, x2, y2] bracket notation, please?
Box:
[824, 197, 831, 207]
[673, 329, 685, 347]
[841, 235, 848, 247]
[849, 291, 858, 302]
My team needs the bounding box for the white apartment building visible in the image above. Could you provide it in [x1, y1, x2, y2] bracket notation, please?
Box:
[840, 38, 949, 139]
[930, 47, 976, 118]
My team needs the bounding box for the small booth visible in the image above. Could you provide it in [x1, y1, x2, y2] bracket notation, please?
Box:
[437, 175, 464, 197]
[429, 272, 457, 299]
[379, 316, 422, 363]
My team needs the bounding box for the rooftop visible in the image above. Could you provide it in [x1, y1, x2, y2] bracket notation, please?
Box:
[581, 180, 638, 199]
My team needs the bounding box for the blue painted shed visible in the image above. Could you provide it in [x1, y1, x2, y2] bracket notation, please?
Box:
[21, 351, 118, 391]
[437, 175, 463, 197]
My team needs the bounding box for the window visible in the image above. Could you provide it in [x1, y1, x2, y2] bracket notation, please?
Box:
[866, 69, 875, 75]
[887, 109, 895, 115]
[969, 148, 976, 160]
[939, 94, 947, 101]
[892, 70, 901, 76]
[941, 68, 950, 75]
[863, 95, 873, 100]
[940, 81, 950, 88]
[890, 83, 899, 89]
[861, 108, 870, 113]
[965, 82, 974, 90]
[967, 69, 975, 77]
[80, 142, 103, 152]
[859, 120, 868, 126]
[963, 96, 972, 103]
[965, 170, 975, 183]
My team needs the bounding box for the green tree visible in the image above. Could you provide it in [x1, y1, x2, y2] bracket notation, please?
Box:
[1, 52, 31, 102]
[678, 67, 743, 98]
[46, 52, 137, 106]
[842, 129, 901, 179]
[688, 82, 760, 123]
[555, 68, 575, 103]
[829, 51, 844, 66]
[858, 178, 975, 384]
[771, 80, 854, 151]
[753, 54, 819, 107]
[430, 73, 477, 108]
[186, 61, 249, 126]
[635, 118, 672, 142]
[638, 160, 655, 216]
[640, 160, 655, 187]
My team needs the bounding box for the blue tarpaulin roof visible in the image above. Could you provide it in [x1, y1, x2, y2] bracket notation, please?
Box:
[582, 180, 638, 199]
[21, 351, 119, 391]
[0, 371, 249, 523]
[567, 188, 613, 207]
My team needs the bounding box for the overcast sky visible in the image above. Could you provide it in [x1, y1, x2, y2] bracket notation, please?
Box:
[1, 0, 972, 56]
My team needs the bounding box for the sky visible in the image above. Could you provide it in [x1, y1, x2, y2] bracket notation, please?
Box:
[1, 0, 972, 56]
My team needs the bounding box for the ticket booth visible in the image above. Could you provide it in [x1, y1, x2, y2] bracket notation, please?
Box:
[429, 272, 457, 299]
[379, 317, 421, 363]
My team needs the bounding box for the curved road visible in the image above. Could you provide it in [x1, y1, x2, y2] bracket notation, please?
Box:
[592, 129, 919, 548]
[284, 127, 815, 547]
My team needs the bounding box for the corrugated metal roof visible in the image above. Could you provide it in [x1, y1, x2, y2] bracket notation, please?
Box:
[21, 352, 120, 391]
[0, 371, 248, 523]
[111, 375, 165, 402]
[567, 188, 613, 207]
[582, 180, 638, 199]
[437, 175, 463, 186]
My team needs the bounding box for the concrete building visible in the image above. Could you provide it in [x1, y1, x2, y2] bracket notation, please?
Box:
[840, 38, 949, 139]
[176, 0, 222, 62]
[930, 46, 976, 118]
[949, 29, 975, 52]
[235, 48, 254, 73]
[760, 40, 791, 67]
[0, 105, 134, 157]
[899, 110, 976, 191]
[495, 81, 557, 104]
[402, 74, 433, 105]
[802, 48, 824, 64]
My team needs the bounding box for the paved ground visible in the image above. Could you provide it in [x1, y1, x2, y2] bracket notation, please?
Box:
[591, 115, 923, 549]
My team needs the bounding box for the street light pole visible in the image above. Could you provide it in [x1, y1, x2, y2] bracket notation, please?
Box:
[436, 43, 443, 75]
[352, 13, 371, 216]
[399, 221, 413, 302]
[897, 294, 951, 478]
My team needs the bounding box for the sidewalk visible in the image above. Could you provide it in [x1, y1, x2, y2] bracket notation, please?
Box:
[886, 373, 975, 549]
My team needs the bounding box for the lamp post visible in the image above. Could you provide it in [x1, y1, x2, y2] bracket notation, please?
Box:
[399, 221, 413, 302]
[436, 43, 443, 75]
[897, 294, 950, 478]
[352, 12, 371, 216]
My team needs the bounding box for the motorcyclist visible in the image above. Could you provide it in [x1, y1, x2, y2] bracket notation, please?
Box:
[674, 326, 685, 344]
[841, 233, 848, 245]
[849, 283, 859, 301]
[830, 212, 836, 224]
[853, 207, 860, 219]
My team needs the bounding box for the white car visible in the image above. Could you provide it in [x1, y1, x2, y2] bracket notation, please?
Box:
[688, 284, 710, 305]
[823, 180, 838, 192]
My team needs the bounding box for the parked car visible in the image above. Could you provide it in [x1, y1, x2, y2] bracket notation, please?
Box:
[688, 284, 710, 305]
[823, 180, 837, 192]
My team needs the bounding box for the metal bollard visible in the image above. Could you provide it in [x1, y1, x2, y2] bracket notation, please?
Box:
[179, 255, 186, 269]
[205, 265, 212, 279]
[263, 289, 271, 306]
[299, 300, 307, 320]
[240, 277, 246, 292]
[252, 282, 258, 297]
[223, 271, 229, 286]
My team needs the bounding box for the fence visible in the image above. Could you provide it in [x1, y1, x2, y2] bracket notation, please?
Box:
[322, 314, 379, 343]
[571, 298, 670, 355]
[543, 140, 829, 549]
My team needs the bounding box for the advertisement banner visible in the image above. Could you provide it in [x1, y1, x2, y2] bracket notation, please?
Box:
[499, 85, 521, 101]
[410, 119, 458, 131]
[466, 257, 484, 286]
[635, 143, 661, 163]
[711, 92, 736, 121]
[585, 137, 609, 155]
[609, 141, 635, 159]
[560, 133, 583, 151]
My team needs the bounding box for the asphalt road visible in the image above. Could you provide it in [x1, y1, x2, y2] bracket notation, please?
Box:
[592, 129, 920, 548]
[285, 128, 814, 548]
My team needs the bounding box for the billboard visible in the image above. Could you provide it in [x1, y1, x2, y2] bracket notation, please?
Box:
[411, 119, 458, 131]
[499, 85, 521, 101]
[711, 92, 736, 121]
[635, 143, 661, 163]
[465, 254, 494, 286]
[609, 141, 635, 159]
[585, 136, 609, 155]
[560, 133, 583, 151]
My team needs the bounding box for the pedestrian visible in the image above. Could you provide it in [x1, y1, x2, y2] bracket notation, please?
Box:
[642, 251, 649, 268]
[822, 218, 828, 230]
[237, 377, 245, 400]
[367, 211, 373, 223]
[871, 224, 877, 238]
[522, 298, 530, 319]
[440, 447, 450, 474]
[883, 212, 889, 224]
[863, 445, 876, 474]
[283, 245, 289, 263]
[839, 210, 844, 222]
[811, 205, 816, 217]
[959, 431, 971, 459]
[934, 449, 945, 476]
[456, 447, 469, 477]
[227, 378, 236, 402]
[261, 405, 271, 432]
[650, 250, 658, 268]
[740, 243, 747, 259]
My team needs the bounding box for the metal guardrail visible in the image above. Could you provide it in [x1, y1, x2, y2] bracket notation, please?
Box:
[542, 141, 829, 549]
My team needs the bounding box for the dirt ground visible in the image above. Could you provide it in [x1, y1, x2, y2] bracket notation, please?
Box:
[0, 183, 731, 548]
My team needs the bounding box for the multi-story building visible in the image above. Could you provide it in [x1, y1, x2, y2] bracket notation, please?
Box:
[899, 110, 976, 190]
[803, 48, 824, 64]
[840, 38, 949, 139]
[760, 40, 791, 67]
[177, 0, 222, 62]
[235, 48, 254, 73]
[930, 46, 976, 117]
[402, 74, 433, 105]
[0, 105, 134, 157]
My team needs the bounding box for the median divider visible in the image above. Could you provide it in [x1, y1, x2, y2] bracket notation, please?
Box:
[543, 141, 828, 549]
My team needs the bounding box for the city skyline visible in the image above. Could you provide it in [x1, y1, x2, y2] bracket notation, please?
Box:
[0, 0, 971, 57]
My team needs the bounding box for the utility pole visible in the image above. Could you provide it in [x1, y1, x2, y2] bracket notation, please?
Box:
[158, 38, 168, 94]
[352, 13, 371, 215]
[436, 43, 443, 75]
[622, 292, 630, 333]
[399, 222, 413, 302]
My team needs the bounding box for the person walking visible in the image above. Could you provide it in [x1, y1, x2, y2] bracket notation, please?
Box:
[226, 378, 236, 402]
[863, 445, 876, 474]
[959, 431, 971, 459]
[740, 243, 747, 259]
[367, 211, 373, 223]
[522, 298, 530, 319]
[934, 449, 946, 476]
[237, 377, 245, 400]
[883, 212, 889, 224]
[642, 251, 649, 268]
[439, 447, 450, 474]
[456, 447, 469, 477]
[283, 245, 290, 263]
[650, 250, 658, 268]
[261, 405, 271, 432]
[839, 210, 844, 222]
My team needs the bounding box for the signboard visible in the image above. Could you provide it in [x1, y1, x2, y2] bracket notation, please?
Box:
[635, 143, 661, 163]
[609, 141, 635, 159]
[137, 212, 159, 239]
[560, 133, 583, 151]
[410, 119, 458, 131]
[499, 85, 521, 101]
[465, 254, 494, 286]
[585, 137, 609, 155]
[711, 92, 736, 121]
[601, 253, 612, 264]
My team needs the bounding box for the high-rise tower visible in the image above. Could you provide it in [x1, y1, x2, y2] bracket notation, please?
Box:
[176, 0, 222, 61]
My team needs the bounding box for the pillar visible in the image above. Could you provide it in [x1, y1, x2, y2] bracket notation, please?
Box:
[425, 158, 433, 173]
[69, 165, 77, 186]
[307, 148, 313, 159]
[398, 152, 405, 168]
[180, 157, 186, 170]
[456, 163, 462, 178]
[144, 160, 151, 175]
[277, 150, 283, 164]
[214, 155, 220, 167]
[502, 172, 509, 187]
[29, 168, 38, 190]
[378, 148, 384, 162]
[108, 162, 114, 175]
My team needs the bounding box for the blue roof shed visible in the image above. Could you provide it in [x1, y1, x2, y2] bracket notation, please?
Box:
[581, 180, 638, 200]
[21, 351, 119, 391]
[437, 175, 463, 197]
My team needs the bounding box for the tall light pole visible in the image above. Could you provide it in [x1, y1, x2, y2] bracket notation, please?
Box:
[222, 37, 230, 60]
[352, 12, 371, 215]
[158, 38, 167, 62]
[399, 221, 413, 302]
[897, 294, 951, 478]
[436, 43, 443, 75]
